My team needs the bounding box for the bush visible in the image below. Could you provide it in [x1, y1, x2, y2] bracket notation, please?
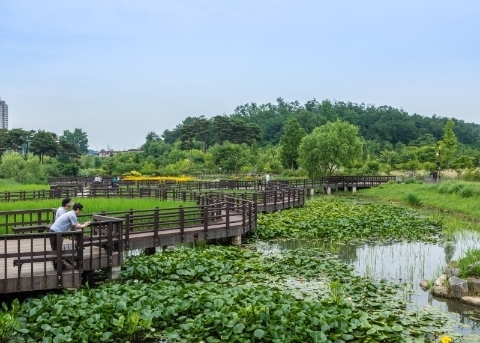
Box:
[459, 249, 480, 278]
[405, 193, 421, 207]
[437, 183, 450, 194]
[404, 178, 417, 184]
[459, 187, 474, 198]
[447, 182, 464, 194]
[461, 169, 480, 182]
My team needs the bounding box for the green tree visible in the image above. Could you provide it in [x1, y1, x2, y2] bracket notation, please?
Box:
[60, 128, 89, 154]
[279, 118, 305, 170]
[439, 119, 458, 168]
[0, 129, 8, 155]
[6, 128, 30, 153]
[29, 131, 58, 163]
[298, 120, 363, 178]
[0, 151, 27, 181]
[57, 138, 81, 163]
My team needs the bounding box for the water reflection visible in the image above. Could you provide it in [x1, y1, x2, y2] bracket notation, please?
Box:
[265, 231, 480, 335]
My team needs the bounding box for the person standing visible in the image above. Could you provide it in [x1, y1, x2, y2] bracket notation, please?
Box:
[265, 173, 270, 186]
[55, 198, 74, 221]
[49, 203, 91, 270]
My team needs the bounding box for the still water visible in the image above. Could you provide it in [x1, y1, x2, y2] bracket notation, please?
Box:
[261, 230, 480, 335]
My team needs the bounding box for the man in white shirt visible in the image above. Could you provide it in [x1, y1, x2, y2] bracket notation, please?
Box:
[49, 203, 91, 270]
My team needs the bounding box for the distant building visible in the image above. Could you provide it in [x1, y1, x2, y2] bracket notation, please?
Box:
[0, 98, 7, 129]
[98, 147, 143, 158]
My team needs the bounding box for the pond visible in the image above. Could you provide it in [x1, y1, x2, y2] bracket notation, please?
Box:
[261, 230, 480, 335]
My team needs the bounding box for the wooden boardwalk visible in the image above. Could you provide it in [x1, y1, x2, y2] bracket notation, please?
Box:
[0, 188, 303, 294]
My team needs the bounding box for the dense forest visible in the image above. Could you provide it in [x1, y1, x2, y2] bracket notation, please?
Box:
[1, 98, 480, 183]
[163, 98, 480, 150]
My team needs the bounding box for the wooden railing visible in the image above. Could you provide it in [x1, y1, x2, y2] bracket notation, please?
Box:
[1, 176, 393, 203]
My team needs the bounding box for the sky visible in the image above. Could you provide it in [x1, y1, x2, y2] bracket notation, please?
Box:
[1, 0, 479, 151]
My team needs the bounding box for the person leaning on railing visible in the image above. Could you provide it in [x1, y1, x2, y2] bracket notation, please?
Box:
[49, 203, 91, 270]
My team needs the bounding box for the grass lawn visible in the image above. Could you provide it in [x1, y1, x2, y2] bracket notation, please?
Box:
[357, 180, 480, 220]
[0, 178, 49, 191]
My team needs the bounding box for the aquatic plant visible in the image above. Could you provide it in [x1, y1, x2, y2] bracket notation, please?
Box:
[254, 197, 441, 242]
[405, 193, 422, 207]
[11, 246, 456, 342]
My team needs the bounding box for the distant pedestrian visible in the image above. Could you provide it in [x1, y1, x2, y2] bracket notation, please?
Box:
[265, 173, 270, 186]
[55, 198, 74, 221]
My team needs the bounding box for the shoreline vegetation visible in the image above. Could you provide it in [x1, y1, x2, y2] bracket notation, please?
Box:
[356, 180, 480, 228]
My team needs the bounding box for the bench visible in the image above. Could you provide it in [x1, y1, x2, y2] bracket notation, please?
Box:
[13, 245, 77, 272]
[13, 224, 51, 234]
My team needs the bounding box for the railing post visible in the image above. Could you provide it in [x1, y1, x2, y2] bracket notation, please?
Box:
[179, 206, 185, 243]
[225, 200, 230, 237]
[203, 206, 208, 239]
[125, 214, 130, 251]
[274, 190, 277, 211]
[263, 190, 267, 210]
[56, 232, 63, 288]
[154, 207, 159, 247]
[242, 200, 246, 234]
[248, 201, 253, 231]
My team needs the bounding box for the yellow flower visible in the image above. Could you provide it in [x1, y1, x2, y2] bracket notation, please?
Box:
[441, 335, 452, 343]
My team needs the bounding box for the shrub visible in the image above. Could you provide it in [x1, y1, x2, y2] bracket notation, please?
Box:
[459, 249, 480, 278]
[437, 183, 450, 194]
[462, 169, 480, 182]
[459, 187, 474, 198]
[447, 182, 464, 194]
[404, 178, 417, 184]
[405, 193, 421, 207]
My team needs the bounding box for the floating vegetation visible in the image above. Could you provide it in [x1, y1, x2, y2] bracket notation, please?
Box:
[254, 197, 442, 242]
[6, 246, 460, 342]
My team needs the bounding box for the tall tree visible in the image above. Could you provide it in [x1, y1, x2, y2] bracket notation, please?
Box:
[30, 130, 58, 163]
[60, 128, 89, 154]
[6, 128, 30, 153]
[298, 120, 363, 178]
[439, 119, 458, 168]
[279, 118, 305, 170]
[193, 116, 210, 153]
[57, 138, 81, 163]
[0, 129, 8, 155]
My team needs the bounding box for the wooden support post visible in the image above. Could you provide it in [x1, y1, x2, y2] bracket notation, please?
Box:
[231, 235, 242, 246]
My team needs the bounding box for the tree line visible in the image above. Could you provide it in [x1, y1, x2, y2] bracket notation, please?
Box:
[1, 98, 480, 183]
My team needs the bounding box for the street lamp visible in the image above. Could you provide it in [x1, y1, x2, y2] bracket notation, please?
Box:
[436, 147, 441, 182]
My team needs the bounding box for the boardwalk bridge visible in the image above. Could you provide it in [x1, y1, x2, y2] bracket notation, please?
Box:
[0, 176, 394, 294]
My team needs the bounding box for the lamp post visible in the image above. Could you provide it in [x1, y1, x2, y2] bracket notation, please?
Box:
[436, 147, 441, 182]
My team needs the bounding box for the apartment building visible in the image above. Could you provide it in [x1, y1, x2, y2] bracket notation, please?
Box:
[0, 98, 8, 130]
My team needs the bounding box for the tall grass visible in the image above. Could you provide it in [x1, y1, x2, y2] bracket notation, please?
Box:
[0, 179, 49, 191]
[358, 181, 480, 219]
[405, 193, 421, 207]
[0, 198, 195, 214]
[458, 248, 480, 278]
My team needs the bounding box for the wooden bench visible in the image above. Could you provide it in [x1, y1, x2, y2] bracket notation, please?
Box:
[13, 245, 77, 272]
[13, 224, 51, 234]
